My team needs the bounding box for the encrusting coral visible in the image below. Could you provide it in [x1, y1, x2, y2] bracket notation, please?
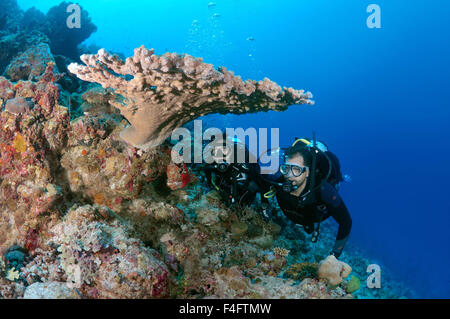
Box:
[5, 43, 57, 82]
[285, 262, 318, 282]
[23, 282, 81, 299]
[273, 247, 290, 257]
[49, 205, 170, 298]
[68, 46, 314, 150]
[345, 275, 361, 294]
[0, 64, 69, 251]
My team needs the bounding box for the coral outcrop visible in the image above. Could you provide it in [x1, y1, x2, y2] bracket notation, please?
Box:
[5, 96, 33, 115]
[0, 64, 69, 252]
[345, 275, 361, 293]
[0, 1, 97, 64]
[317, 255, 352, 286]
[23, 282, 81, 299]
[48, 205, 169, 298]
[5, 43, 57, 82]
[68, 46, 314, 149]
[0, 0, 22, 33]
[0, 31, 50, 75]
[40, 2, 97, 60]
[284, 262, 318, 282]
[211, 266, 350, 299]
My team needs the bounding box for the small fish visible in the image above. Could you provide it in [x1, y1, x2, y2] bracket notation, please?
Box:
[246, 36, 255, 41]
[208, 2, 216, 8]
[212, 13, 221, 18]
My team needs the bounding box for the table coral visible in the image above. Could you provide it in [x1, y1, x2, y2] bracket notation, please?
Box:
[68, 46, 314, 150]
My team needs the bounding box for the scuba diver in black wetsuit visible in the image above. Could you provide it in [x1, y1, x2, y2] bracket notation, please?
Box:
[260, 136, 352, 258]
[202, 134, 264, 208]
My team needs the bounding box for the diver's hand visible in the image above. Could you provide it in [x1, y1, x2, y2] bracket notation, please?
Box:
[330, 250, 341, 259]
[260, 202, 273, 222]
[330, 237, 347, 259]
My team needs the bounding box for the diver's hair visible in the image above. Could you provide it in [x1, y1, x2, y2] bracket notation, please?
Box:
[285, 145, 312, 168]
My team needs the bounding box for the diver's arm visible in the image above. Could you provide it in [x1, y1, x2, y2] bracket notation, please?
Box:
[320, 182, 352, 257]
[328, 201, 352, 257]
[250, 164, 276, 202]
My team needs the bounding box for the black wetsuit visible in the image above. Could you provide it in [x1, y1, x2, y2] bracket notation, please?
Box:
[275, 178, 352, 257]
[204, 162, 262, 207]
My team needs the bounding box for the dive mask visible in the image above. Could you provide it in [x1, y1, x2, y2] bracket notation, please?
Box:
[280, 163, 308, 177]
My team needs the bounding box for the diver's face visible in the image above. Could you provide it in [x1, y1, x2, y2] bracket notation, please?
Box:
[284, 155, 309, 188]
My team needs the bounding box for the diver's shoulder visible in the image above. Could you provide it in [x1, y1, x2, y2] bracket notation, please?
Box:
[320, 181, 342, 205]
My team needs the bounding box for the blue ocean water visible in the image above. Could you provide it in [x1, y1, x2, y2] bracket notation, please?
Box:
[17, 0, 450, 298]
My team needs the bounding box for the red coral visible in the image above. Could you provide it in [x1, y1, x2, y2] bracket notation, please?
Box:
[151, 267, 169, 298]
[180, 163, 191, 188]
[25, 229, 40, 252]
[166, 162, 195, 190]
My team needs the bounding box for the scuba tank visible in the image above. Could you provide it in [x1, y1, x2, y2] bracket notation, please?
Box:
[292, 137, 344, 189]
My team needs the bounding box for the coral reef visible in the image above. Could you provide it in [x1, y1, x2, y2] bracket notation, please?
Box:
[231, 221, 248, 237]
[68, 46, 314, 149]
[0, 1, 415, 300]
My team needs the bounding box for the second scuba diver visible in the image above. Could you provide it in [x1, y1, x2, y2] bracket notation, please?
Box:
[263, 138, 352, 258]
